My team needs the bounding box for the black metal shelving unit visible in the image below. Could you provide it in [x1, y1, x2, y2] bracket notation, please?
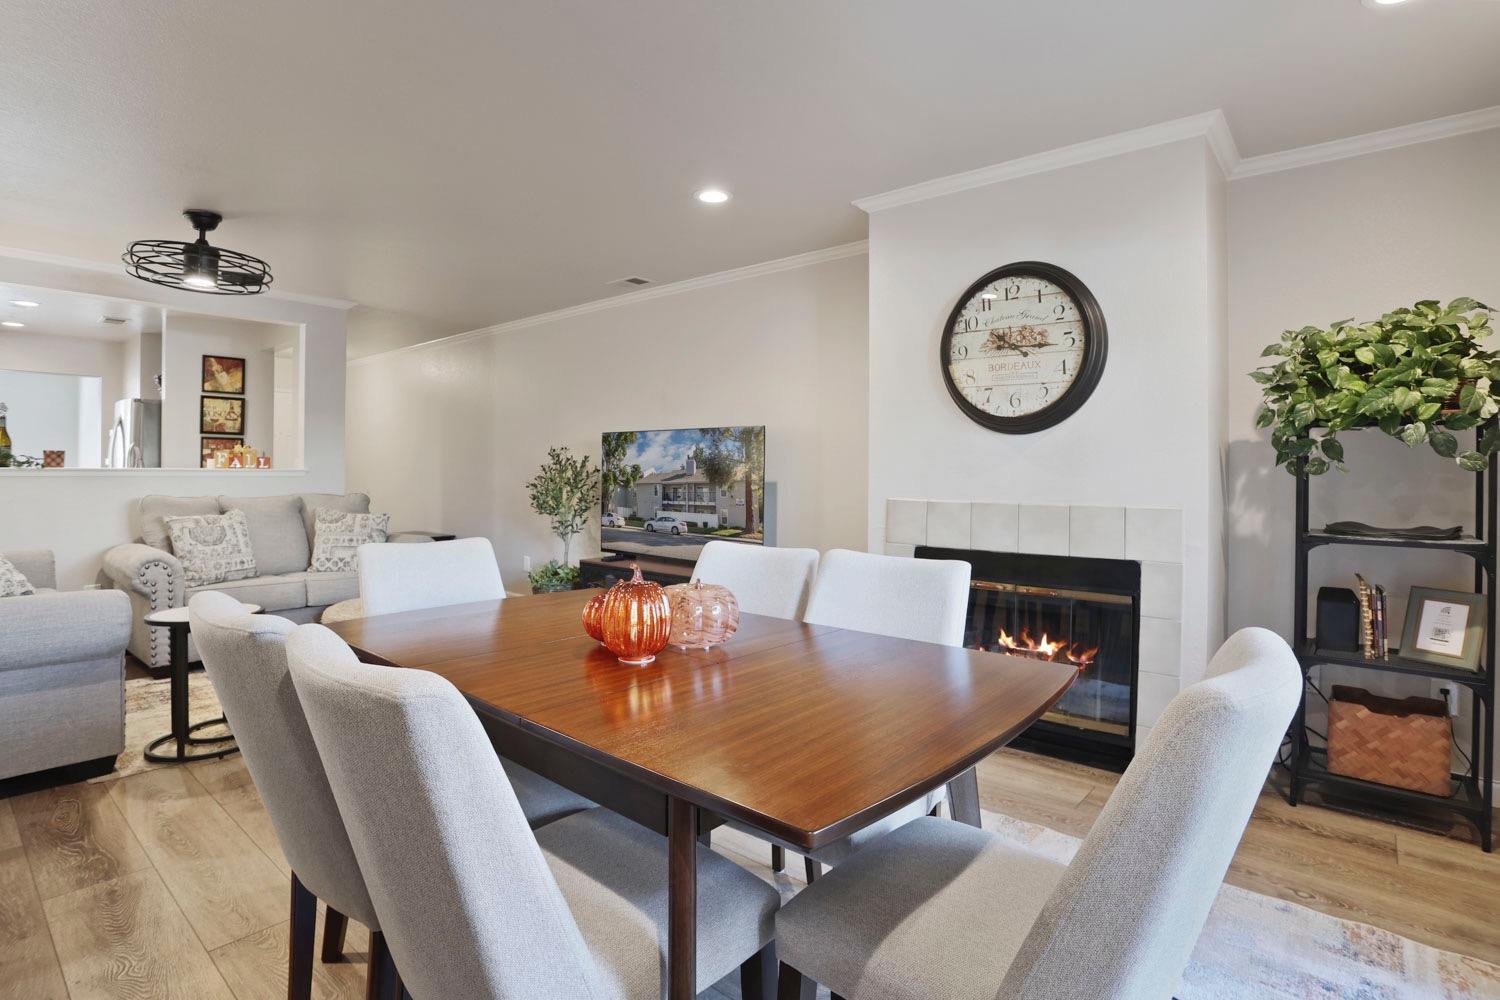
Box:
[1286, 427, 1495, 852]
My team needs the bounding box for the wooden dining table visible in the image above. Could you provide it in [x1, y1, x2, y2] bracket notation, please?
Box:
[326, 588, 1076, 1000]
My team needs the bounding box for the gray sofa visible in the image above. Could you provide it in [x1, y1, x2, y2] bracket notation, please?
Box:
[103, 493, 391, 669]
[0, 550, 131, 781]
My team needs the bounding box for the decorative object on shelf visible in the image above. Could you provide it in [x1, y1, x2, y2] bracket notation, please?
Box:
[526, 445, 601, 569]
[1374, 583, 1388, 658]
[1323, 520, 1463, 540]
[42, 450, 64, 468]
[201, 355, 245, 395]
[1400, 586, 1486, 672]
[581, 590, 607, 641]
[0, 401, 12, 467]
[201, 395, 245, 435]
[1252, 297, 1496, 474]
[200, 436, 243, 468]
[1354, 574, 1377, 657]
[940, 261, 1107, 433]
[1327, 685, 1453, 797]
[664, 579, 739, 650]
[598, 564, 671, 665]
[123, 209, 273, 295]
[529, 560, 579, 594]
[1315, 587, 1360, 652]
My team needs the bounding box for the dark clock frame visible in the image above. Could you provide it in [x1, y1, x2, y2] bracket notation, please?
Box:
[939, 260, 1108, 434]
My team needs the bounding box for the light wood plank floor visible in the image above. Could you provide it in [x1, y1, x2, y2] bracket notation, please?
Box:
[1, 747, 1496, 999]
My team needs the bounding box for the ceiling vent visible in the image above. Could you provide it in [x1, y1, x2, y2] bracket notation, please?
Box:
[607, 276, 652, 288]
[100, 316, 129, 325]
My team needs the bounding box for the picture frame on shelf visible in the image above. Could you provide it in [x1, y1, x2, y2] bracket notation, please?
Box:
[201, 436, 243, 468]
[1400, 586, 1486, 672]
[202, 354, 245, 395]
[200, 395, 245, 435]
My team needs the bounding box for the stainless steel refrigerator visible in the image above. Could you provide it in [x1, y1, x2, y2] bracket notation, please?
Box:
[106, 398, 161, 468]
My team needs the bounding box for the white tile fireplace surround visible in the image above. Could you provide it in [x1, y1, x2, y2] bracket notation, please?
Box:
[883, 499, 1184, 748]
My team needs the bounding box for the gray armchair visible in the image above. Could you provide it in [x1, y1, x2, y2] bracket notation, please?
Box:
[1, 550, 131, 782]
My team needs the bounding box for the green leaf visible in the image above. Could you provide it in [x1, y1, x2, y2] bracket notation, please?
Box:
[1255, 406, 1275, 429]
[1354, 346, 1376, 366]
[1320, 437, 1344, 463]
[1304, 457, 1330, 476]
[1249, 369, 1275, 385]
[1459, 450, 1489, 472]
[1449, 297, 1482, 314]
[1430, 429, 1459, 458]
[1260, 343, 1285, 358]
[1290, 401, 1317, 429]
[1399, 422, 1428, 447]
[1415, 401, 1441, 422]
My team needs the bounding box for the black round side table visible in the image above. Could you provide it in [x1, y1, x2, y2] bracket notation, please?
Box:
[142, 603, 259, 764]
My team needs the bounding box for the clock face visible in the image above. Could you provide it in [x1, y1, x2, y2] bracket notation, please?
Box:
[939, 261, 1107, 433]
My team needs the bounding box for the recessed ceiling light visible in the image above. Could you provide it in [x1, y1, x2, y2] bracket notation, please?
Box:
[1, 321, 25, 328]
[1361, 0, 1410, 8]
[695, 188, 731, 205]
[8, 299, 39, 308]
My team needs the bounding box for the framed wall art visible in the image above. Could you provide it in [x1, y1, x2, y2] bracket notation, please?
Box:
[202, 354, 245, 395]
[200, 395, 246, 435]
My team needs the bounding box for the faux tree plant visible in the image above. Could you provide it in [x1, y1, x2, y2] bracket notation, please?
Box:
[525, 445, 601, 592]
[1253, 298, 1497, 474]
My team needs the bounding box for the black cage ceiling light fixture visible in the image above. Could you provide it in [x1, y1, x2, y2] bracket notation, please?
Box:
[123, 209, 273, 295]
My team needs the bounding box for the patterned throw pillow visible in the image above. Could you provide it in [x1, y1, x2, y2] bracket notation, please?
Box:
[0, 555, 35, 598]
[164, 508, 258, 588]
[310, 508, 390, 573]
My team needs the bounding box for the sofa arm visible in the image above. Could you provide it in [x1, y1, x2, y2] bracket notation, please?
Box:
[0, 589, 132, 671]
[103, 543, 184, 611]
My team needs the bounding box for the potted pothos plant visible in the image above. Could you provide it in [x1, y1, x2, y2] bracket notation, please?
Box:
[1253, 298, 1497, 474]
[525, 445, 601, 592]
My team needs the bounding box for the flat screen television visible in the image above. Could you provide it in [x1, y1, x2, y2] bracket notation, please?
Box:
[601, 425, 766, 561]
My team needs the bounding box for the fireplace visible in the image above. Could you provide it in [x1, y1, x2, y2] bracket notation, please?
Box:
[917, 546, 1140, 768]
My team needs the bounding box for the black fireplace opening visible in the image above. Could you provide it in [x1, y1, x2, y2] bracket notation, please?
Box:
[916, 546, 1141, 770]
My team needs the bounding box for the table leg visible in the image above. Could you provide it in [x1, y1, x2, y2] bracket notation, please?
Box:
[667, 796, 698, 1000]
[947, 766, 981, 827]
[170, 624, 190, 759]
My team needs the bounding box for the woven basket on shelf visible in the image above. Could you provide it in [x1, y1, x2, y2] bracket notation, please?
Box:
[1327, 685, 1453, 797]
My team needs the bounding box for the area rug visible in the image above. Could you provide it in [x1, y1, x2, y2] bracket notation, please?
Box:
[108, 676, 1500, 997]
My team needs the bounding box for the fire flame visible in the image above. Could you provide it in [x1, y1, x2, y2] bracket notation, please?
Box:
[997, 628, 1099, 670]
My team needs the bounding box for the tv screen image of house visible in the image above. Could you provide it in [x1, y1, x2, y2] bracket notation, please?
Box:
[601, 426, 766, 558]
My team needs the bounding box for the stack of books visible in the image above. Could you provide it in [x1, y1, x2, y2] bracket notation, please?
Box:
[1354, 574, 1389, 659]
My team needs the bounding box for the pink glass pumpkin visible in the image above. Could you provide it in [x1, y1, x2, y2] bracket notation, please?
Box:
[664, 578, 740, 650]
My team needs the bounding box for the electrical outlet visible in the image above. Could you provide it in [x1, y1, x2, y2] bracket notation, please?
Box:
[1432, 681, 1460, 717]
[523, 555, 532, 574]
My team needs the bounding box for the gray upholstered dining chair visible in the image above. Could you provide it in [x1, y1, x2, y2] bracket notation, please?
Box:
[772, 626, 1301, 1000]
[357, 536, 505, 617]
[189, 592, 591, 998]
[691, 540, 821, 620]
[732, 548, 971, 881]
[284, 622, 782, 999]
[188, 591, 389, 1000]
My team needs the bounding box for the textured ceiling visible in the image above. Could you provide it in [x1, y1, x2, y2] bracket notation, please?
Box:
[1, 0, 1496, 356]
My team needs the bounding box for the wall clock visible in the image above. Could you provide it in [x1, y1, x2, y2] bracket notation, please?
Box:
[939, 261, 1107, 433]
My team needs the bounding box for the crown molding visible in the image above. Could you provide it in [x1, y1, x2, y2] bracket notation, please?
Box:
[0, 243, 358, 310]
[1231, 104, 1500, 179]
[854, 110, 1239, 214]
[347, 239, 870, 368]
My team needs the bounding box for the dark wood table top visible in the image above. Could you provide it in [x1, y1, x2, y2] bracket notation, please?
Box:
[326, 589, 1076, 849]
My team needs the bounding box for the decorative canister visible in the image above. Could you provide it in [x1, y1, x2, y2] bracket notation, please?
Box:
[598, 565, 672, 665]
[581, 590, 608, 642]
[664, 579, 739, 650]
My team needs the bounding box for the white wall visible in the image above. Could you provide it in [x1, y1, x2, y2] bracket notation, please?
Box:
[0, 251, 349, 589]
[0, 370, 98, 466]
[0, 329, 123, 461]
[347, 252, 869, 586]
[1227, 129, 1500, 720]
[865, 137, 1228, 686]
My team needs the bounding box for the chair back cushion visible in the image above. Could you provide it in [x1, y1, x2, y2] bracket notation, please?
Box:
[187, 592, 377, 927]
[285, 624, 610, 999]
[692, 541, 819, 620]
[357, 537, 505, 617]
[219, 495, 310, 575]
[803, 549, 970, 646]
[998, 627, 1301, 1000]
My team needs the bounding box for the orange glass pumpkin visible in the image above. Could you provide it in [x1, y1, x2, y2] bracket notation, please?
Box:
[664, 579, 739, 650]
[599, 565, 672, 665]
[582, 590, 608, 642]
